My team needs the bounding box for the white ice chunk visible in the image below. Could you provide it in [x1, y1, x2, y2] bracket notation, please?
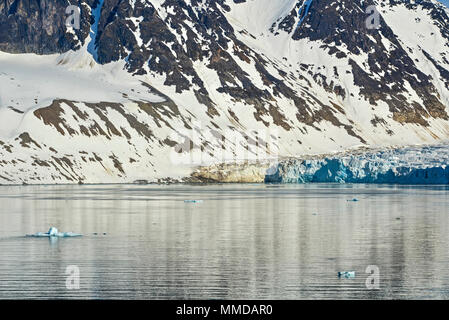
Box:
[27, 226, 82, 238]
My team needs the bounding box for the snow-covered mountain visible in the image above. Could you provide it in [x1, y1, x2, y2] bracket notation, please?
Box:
[0, 0, 448, 184]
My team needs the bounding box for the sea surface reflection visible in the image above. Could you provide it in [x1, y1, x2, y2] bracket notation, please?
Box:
[0, 183, 448, 299]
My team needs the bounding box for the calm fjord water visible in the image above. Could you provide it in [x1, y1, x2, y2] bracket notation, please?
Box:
[0, 184, 449, 299]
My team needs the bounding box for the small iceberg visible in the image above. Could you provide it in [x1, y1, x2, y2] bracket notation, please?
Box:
[184, 200, 203, 203]
[26, 227, 82, 238]
[338, 271, 356, 279]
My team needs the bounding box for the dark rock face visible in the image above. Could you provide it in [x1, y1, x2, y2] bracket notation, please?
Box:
[0, 0, 95, 54]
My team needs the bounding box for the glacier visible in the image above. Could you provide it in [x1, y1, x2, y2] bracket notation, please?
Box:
[265, 145, 449, 184]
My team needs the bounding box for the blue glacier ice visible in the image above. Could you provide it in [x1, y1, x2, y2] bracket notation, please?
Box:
[265, 145, 449, 184]
[338, 271, 356, 279]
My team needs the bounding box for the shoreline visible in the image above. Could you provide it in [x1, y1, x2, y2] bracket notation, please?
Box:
[1, 142, 449, 186]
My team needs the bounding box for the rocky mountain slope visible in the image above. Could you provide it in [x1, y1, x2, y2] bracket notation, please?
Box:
[0, 0, 448, 184]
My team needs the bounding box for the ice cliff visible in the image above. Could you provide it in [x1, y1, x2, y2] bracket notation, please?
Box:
[265, 145, 449, 184]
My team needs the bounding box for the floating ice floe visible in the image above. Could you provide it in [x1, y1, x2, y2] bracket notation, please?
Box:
[26, 227, 82, 238]
[184, 200, 203, 203]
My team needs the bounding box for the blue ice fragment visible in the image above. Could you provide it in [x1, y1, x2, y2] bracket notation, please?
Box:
[338, 271, 356, 279]
[48, 227, 58, 236]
